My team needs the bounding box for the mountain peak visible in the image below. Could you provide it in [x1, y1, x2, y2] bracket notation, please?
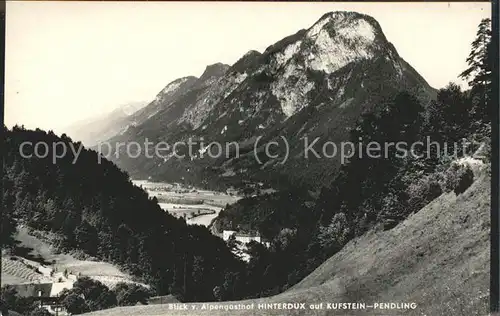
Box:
[297, 11, 388, 74]
[231, 50, 263, 73]
[243, 50, 261, 57]
[264, 11, 391, 78]
[315, 11, 383, 33]
[200, 63, 230, 81]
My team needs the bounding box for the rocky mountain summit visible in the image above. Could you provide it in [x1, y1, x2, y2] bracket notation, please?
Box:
[105, 11, 436, 190]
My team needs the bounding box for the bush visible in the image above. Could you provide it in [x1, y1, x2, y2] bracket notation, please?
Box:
[318, 212, 350, 252]
[113, 283, 151, 306]
[443, 163, 475, 195]
[62, 277, 116, 312]
[62, 293, 90, 315]
[407, 174, 443, 213]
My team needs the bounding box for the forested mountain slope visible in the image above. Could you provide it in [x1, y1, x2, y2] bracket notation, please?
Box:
[2, 126, 245, 303]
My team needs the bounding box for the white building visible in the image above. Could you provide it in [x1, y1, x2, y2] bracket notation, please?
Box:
[222, 230, 262, 243]
[222, 230, 270, 261]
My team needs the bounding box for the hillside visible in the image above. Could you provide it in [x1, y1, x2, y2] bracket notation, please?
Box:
[2, 126, 247, 303]
[287, 170, 489, 316]
[83, 168, 490, 316]
[104, 11, 436, 191]
[2, 226, 146, 289]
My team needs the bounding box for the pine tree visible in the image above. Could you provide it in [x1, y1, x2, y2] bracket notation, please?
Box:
[459, 18, 493, 123]
[460, 18, 492, 87]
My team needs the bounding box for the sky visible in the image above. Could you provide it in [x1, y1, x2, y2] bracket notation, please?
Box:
[5, 1, 491, 132]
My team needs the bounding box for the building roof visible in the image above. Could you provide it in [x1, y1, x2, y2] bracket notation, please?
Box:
[234, 233, 261, 238]
[223, 230, 261, 238]
[50, 281, 73, 297]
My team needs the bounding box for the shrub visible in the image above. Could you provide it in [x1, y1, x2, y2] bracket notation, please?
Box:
[443, 163, 475, 195]
[407, 174, 443, 213]
[62, 293, 90, 315]
[318, 212, 350, 252]
[66, 277, 117, 311]
[113, 283, 151, 306]
[454, 167, 475, 195]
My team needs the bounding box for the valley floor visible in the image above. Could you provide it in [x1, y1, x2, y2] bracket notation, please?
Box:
[132, 180, 241, 227]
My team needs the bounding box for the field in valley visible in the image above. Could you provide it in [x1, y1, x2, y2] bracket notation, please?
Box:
[133, 180, 240, 227]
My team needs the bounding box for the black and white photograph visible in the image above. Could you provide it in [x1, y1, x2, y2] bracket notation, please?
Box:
[1, 1, 496, 316]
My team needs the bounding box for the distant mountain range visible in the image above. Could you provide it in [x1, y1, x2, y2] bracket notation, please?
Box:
[63, 101, 148, 147]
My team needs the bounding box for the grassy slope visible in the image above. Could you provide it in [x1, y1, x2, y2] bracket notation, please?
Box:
[84, 172, 490, 316]
[288, 172, 490, 316]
